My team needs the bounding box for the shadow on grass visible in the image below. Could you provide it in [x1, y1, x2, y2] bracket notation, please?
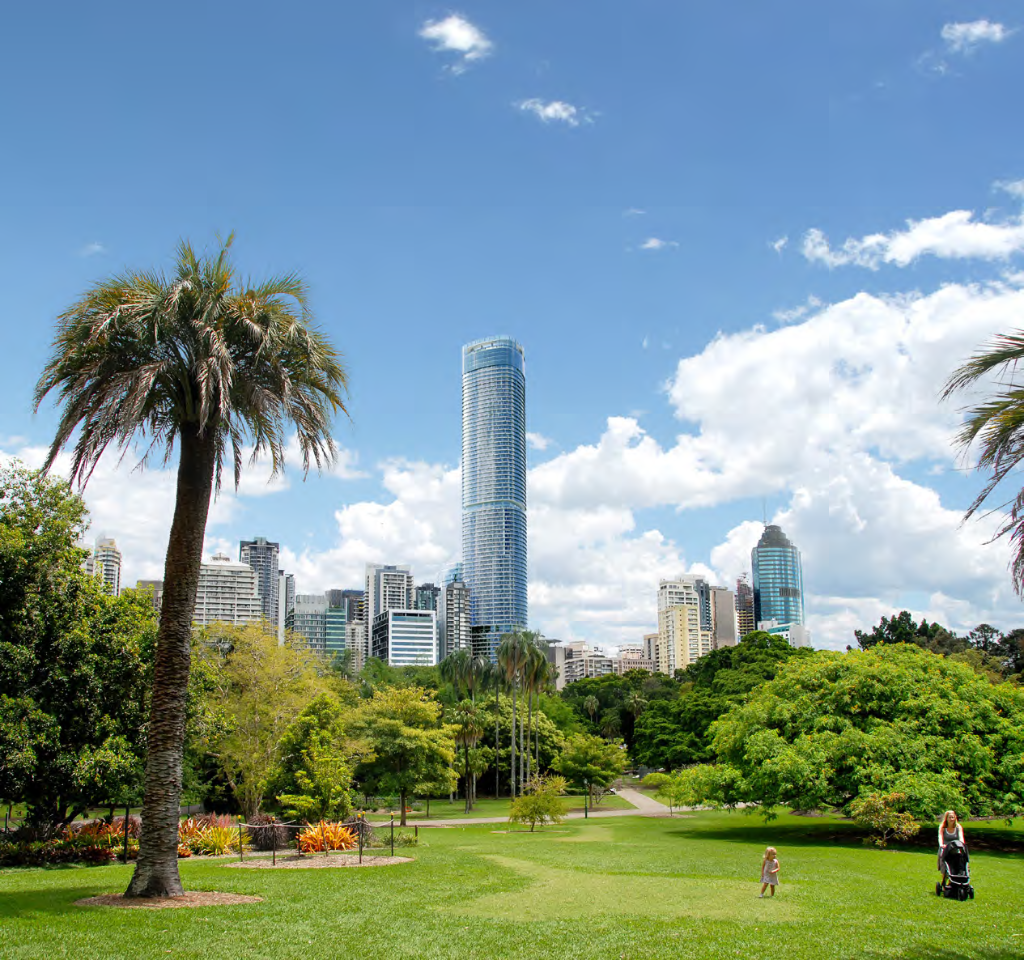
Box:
[663, 816, 1024, 856]
[0, 886, 113, 919]
[868, 946, 1024, 960]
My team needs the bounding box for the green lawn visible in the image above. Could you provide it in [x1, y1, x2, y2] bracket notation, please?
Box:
[365, 793, 636, 820]
[2, 811, 1021, 959]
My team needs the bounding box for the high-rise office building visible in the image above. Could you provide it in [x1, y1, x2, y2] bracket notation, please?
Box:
[414, 583, 440, 612]
[461, 336, 528, 661]
[438, 579, 471, 660]
[710, 586, 738, 648]
[93, 538, 122, 596]
[364, 564, 414, 620]
[289, 594, 328, 653]
[239, 537, 280, 629]
[277, 572, 296, 644]
[371, 609, 438, 666]
[193, 553, 263, 627]
[656, 577, 713, 672]
[752, 525, 805, 627]
[735, 575, 755, 638]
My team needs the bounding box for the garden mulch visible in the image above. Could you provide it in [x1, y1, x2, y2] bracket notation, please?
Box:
[227, 854, 413, 869]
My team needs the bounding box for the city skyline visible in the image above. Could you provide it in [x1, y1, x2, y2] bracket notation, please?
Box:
[7, 3, 1024, 651]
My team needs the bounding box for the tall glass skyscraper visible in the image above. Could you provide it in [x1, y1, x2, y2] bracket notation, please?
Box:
[461, 336, 528, 660]
[751, 524, 805, 626]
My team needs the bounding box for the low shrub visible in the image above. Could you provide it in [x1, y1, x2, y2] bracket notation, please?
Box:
[642, 772, 672, 790]
[246, 814, 290, 851]
[192, 826, 238, 856]
[297, 821, 357, 853]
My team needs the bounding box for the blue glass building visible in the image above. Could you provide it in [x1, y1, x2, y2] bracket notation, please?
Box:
[752, 524, 805, 626]
[461, 337, 528, 660]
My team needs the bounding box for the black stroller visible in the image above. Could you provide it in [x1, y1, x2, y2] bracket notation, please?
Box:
[936, 840, 974, 901]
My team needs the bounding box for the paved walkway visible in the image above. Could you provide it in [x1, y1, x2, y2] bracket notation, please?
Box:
[402, 786, 671, 828]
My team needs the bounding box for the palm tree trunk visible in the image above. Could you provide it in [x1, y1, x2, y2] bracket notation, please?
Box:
[125, 425, 216, 898]
[464, 743, 471, 814]
[510, 681, 517, 798]
[519, 683, 525, 790]
[526, 690, 533, 784]
[494, 691, 500, 799]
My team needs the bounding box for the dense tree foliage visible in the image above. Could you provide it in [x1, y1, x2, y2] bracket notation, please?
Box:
[674, 644, 1024, 820]
[0, 465, 157, 831]
[353, 686, 456, 826]
[553, 734, 627, 802]
[631, 633, 809, 769]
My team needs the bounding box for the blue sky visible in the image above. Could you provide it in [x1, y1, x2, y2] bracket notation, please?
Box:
[4, 1, 1024, 649]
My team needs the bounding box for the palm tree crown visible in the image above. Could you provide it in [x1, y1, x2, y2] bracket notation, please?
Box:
[34, 235, 347, 488]
[944, 333, 1024, 592]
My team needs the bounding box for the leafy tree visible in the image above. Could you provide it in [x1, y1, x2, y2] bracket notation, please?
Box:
[849, 792, 921, 848]
[632, 632, 808, 769]
[509, 775, 567, 832]
[269, 693, 357, 822]
[353, 686, 456, 826]
[0, 465, 156, 831]
[34, 237, 349, 898]
[199, 624, 329, 821]
[487, 694, 564, 796]
[553, 733, 626, 804]
[536, 693, 584, 736]
[679, 645, 1024, 820]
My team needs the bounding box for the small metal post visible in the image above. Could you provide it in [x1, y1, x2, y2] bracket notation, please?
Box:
[415, 825, 418, 840]
[272, 823, 277, 866]
[322, 820, 328, 858]
[390, 815, 394, 857]
[238, 823, 244, 862]
[584, 782, 588, 819]
[122, 805, 130, 864]
[358, 814, 364, 864]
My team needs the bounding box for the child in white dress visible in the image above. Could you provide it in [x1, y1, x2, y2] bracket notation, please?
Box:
[759, 846, 780, 897]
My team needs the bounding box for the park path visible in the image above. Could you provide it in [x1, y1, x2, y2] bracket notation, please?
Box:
[403, 786, 670, 828]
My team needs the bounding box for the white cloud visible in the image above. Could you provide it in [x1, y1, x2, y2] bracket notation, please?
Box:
[802, 210, 1024, 269]
[639, 238, 678, 251]
[516, 99, 591, 127]
[526, 432, 553, 452]
[419, 15, 493, 73]
[996, 179, 1024, 200]
[624, 208, 646, 217]
[771, 236, 788, 254]
[942, 20, 1010, 54]
[772, 294, 823, 324]
[78, 242, 106, 257]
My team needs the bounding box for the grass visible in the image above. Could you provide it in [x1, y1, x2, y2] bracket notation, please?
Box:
[364, 793, 636, 820]
[2, 811, 1022, 959]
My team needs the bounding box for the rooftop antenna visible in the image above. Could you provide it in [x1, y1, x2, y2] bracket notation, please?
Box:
[761, 498, 768, 528]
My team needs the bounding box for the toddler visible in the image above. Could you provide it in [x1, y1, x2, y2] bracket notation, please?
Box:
[759, 846, 780, 897]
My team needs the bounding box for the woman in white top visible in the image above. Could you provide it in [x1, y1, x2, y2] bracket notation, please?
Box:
[937, 810, 965, 884]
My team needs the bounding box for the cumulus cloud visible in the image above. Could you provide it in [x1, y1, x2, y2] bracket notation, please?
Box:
[516, 99, 591, 126]
[639, 238, 678, 251]
[78, 242, 106, 257]
[526, 432, 553, 452]
[996, 179, 1024, 200]
[419, 14, 493, 73]
[802, 210, 1024, 269]
[942, 20, 1010, 54]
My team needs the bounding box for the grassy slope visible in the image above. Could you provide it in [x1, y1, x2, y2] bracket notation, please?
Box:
[1, 811, 1021, 960]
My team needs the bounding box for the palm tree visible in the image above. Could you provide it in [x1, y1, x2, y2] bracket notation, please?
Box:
[624, 690, 648, 720]
[522, 641, 548, 783]
[486, 661, 503, 799]
[440, 648, 470, 699]
[583, 695, 599, 725]
[944, 334, 1024, 591]
[33, 238, 348, 898]
[452, 700, 485, 813]
[531, 655, 551, 774]
[497, 629, 529, 797]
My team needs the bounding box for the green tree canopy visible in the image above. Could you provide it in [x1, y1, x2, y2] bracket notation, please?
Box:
[677, 644, 1024, 820]
[553, 733, 627, 798]
[353, 686, 456, 826]
[0, 464, 157, 830]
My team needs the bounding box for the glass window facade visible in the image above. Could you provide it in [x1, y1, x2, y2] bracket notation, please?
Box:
[462, 337, 528, 661]
[751, 525, 805, 626]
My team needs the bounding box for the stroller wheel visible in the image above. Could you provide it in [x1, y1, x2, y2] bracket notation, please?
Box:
[968, 888, 975, 900]
[935, 882, 943, 897]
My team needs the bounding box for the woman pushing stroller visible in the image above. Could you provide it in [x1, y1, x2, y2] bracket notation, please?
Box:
[937, 810, 965, 887]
